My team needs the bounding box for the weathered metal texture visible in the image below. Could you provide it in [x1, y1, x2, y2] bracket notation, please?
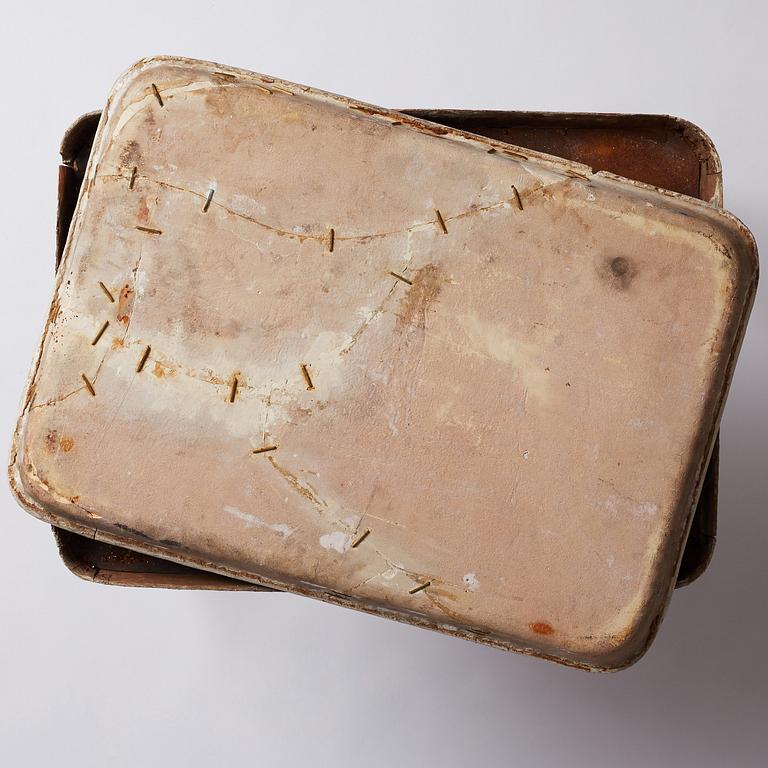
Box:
[411, 111, 722, 204]
[10, 58, 757, 670]
[52, 109, 723, 590]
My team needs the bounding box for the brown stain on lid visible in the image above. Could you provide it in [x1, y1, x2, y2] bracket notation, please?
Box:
[153, 361, 177, 378]
[119, 140, 142, 168]
[529, 621, 555, 636]
[395, 263, 443, 333]
[136, 197, 150, 224]
[44, 431, 75, 454]
[116, 284, 135, 324]
[599, 255, 636, 290]
[44, 430, 58, 454]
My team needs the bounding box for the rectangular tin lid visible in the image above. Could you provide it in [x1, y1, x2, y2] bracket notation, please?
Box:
[10, 57, 757, 670]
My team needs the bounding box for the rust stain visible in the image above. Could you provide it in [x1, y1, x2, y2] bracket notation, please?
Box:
[529, 621, 555, 636]
[137, 197, 150, 224]
[599, 255, 636, 291]
[119, 140, 141, 168]
[111, 337, 125, 349]
[153, 361, 176, 378]
[116, 284, 135, 324]
[45, 430, 58, 453]
[395, 263, 443, 333]
[44, 431, 75, 454]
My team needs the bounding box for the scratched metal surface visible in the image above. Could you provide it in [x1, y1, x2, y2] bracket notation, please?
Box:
[9, 57, 757, 670]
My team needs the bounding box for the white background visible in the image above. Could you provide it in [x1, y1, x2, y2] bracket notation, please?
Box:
[1, 2, 766, 766]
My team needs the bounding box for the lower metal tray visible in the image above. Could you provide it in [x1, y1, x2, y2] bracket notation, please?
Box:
[52, 109, 722, 590]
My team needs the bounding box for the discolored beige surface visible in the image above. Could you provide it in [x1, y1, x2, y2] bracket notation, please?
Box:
[9, 57, 757, 669]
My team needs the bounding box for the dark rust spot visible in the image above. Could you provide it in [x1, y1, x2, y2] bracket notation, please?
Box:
[116, 284, 134, 324]
[529, 621, 555, 636]
[45, 430, 58, 454]
[611, 256, 630, 277]
[600, 255, 636, 290]
[119, 140, 142, 168]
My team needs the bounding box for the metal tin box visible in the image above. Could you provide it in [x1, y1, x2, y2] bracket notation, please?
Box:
[10, 58, 757, 669]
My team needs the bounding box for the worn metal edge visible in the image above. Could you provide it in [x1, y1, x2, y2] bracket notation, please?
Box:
[52, 528, 262, 591]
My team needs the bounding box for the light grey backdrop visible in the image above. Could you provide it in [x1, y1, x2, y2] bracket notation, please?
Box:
[1, 2, 765, 766]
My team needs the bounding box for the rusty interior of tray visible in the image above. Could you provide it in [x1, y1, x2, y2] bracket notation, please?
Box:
[52, 110, 720, 590]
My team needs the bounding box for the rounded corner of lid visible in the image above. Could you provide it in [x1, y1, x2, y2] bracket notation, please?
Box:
[714, 211, 760, 288]
[8, 437, 43, 520]
[123, 54, 180, 77]
[107, 55, 188, 103]
[572, 605, 666, 672]
[8, 425, 68, 527]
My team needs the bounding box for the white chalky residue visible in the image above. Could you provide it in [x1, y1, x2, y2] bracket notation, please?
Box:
[463, 572, 480, 592]
[223, 505, 294, 536]
[636, 501, 659, 516]
[386, 407, 400, 436]
[135, 268, 150, 298]
[320, 531, 351, 553]
[602, 495, 659, 518]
